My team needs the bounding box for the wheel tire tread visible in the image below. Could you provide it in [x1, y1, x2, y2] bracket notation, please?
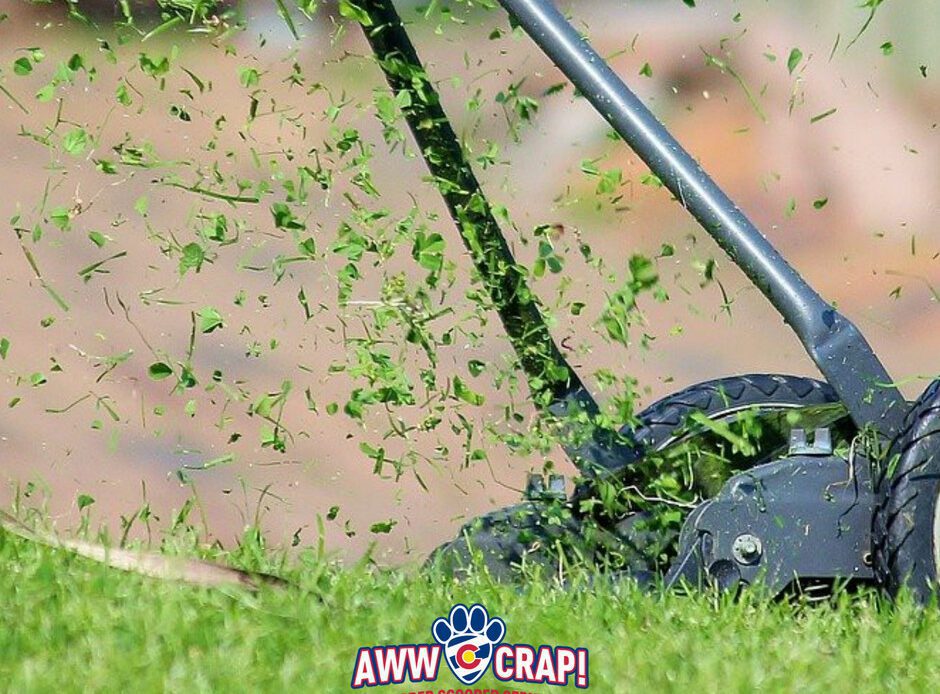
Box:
[873, 381, 940, 600]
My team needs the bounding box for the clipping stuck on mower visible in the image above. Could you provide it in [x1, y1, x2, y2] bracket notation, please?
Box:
[355, 0, 940, 602]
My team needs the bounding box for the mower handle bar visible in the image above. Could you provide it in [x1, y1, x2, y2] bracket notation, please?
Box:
[497, 0, 906, 438]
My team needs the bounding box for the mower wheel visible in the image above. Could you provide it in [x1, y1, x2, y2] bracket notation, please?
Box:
[619, 374, 837, 458]
[874, 379, 940, 602]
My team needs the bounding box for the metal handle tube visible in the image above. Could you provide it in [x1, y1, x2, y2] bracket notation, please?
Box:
[360, 0, 645, 473]
[498, 0, 904, 436]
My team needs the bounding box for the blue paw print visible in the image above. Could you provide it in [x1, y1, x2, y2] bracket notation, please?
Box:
[432, 604, 506, 685]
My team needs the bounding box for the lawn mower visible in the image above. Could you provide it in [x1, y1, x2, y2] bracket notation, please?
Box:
[359, 0, 940, 601]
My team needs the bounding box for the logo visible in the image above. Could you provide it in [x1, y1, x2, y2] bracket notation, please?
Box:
[433, 604, 505, 685]
[350, 603, 589, 689]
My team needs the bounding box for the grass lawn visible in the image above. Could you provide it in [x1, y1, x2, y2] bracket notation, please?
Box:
[1, 529, 940, 693]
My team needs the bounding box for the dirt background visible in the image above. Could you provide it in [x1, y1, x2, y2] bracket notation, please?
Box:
[1, 0, 938, 564]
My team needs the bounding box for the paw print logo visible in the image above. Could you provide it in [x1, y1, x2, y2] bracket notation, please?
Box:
[432, 604, 506, 685]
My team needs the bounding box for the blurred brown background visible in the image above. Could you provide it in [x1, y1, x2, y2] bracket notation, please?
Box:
[1, 0, 938, 564]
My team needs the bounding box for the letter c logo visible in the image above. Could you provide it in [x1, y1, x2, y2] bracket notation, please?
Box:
[456, 644, 479, 669]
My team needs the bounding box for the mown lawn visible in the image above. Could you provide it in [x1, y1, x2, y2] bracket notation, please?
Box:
[1, 529, 939, 693]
